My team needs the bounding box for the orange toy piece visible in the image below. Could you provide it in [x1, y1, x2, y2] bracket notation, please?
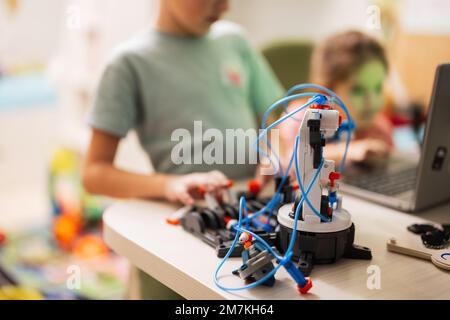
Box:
[247, 180, 261, 195]
[53, 214, 81, 249]
[73, 235, 109, 260]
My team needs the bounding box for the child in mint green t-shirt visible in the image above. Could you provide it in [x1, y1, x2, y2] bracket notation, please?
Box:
[83, 0, 283, 299]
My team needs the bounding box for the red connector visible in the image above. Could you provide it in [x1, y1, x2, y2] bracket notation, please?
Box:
[198, 180, 233, 196]
[297, 277, 313, 294]
[247, 180, 261, 195]
[310, 104, 332, 110]
[329, 172, 341, 187]
[197, 185, 206, 197]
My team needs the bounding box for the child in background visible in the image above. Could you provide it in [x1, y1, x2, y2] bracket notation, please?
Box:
[280, 31, 393, 169]
[82, 0, 283, 299]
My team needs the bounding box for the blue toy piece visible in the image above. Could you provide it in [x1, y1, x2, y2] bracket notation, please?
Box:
[233, 241, 276, 287]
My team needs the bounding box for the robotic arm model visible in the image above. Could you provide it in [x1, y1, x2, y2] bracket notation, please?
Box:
[277, 106, 371, 277]
[212, 84, 372, 295]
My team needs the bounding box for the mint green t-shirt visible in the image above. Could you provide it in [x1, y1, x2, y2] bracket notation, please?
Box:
[88, 21, 283, 179]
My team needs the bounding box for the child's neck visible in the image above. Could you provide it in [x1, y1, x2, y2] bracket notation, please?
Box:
[155, 15, 189, 36]
[155, 5, 201, 38]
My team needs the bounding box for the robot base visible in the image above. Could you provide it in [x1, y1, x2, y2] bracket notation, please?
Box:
[277, 206, 372, 276]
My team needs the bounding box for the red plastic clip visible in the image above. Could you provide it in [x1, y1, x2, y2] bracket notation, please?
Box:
[329, 172, 341, 187]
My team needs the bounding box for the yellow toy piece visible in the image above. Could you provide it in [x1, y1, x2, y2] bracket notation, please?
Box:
[0, 286, 43, 300]
[50, 148, 79, 173]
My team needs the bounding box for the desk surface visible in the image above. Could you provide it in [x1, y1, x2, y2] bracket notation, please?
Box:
[103, 195, 450, 300]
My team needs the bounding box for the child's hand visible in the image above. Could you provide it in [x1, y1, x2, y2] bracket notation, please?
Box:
[348, 139, 390, 165]
[163, 170, 229, 205]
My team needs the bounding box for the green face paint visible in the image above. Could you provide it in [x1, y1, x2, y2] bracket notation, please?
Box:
[348, 59, 387, 128]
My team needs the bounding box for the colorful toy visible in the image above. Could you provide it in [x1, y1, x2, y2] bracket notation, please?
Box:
[53, 214, 81, 250]
[48, 148, 112, 255]
[277, 101, 371, 276]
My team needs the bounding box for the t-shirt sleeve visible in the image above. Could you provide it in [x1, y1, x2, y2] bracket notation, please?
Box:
[87, 54, 138, 138]
[238, 33, 285, 116]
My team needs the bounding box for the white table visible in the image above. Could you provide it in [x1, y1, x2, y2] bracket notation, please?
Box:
[103, 195, 450, 300]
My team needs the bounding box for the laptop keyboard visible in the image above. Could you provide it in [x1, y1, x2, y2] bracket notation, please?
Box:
[344, 167, 417, 196]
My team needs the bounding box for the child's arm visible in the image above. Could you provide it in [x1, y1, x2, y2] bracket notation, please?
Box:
[82, 129, 230, 205]
[324, 139, 390, 166]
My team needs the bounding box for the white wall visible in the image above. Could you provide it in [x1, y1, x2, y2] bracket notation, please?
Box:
[0, 0, 65, 65]
[226, 0, 372, 46]
[400, 0, 450, 35]
[1, 0, 375, 65]
[0, 0, 157, 65]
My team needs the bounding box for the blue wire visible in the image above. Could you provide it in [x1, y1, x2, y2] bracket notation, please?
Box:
[247, 94, 326, 224]
[244, 136, 297, 228]
[282, 137, 324, 255]
[262, 93, 319, 130]
[262, 136, 297, 227]
[214, 197, 283, 291]
[254, 93, 322, 176]
[286, 84, 353, 122]
[233, 226, 283, 260]
[257, 95, 321, 142]
[284, 83, 354, 173]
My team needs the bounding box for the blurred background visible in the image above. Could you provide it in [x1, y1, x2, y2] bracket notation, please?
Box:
[0, 0, 449, 299]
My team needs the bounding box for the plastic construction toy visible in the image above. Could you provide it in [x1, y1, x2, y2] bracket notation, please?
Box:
[407, 223, 450, 249]
[169, 84, 372, 295]
[277, 101, 372, 276]
[177, 181, 278, 258]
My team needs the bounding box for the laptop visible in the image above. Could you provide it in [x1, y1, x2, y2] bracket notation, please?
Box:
[341, 64, 450, 212]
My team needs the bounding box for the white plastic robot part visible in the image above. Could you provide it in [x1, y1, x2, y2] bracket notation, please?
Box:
[292, 107, 351, 233]
[320, 160, 335, 188]
[318, 109, 340, 138]
[297, 109, 340, 223]
[277, 203, 352, 233]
